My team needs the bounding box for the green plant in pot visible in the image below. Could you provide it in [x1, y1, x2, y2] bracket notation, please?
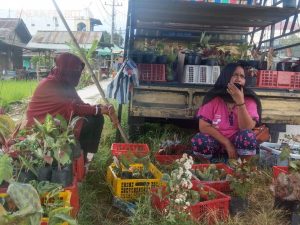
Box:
[226, 158, 259, 215]
[32, 114, 80, 187]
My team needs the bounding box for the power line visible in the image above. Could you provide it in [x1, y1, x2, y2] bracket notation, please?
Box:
[98, 0, 111, 17]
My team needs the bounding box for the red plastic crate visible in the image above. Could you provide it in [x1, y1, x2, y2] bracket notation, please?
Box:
[257, 70, 300, 90]
[272, 166, 288, 179]
[65, 177, 80, 217]
[138, 64, 166, 82]
[155, 145, 190, 165]
[73, 152, 85, 182]
[151, 185, 230, 222]
[111, 143, 150, 157]
[192, 163, 234, 193]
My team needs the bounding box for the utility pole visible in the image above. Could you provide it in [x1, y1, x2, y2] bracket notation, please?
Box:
[105, 0, 122, 76]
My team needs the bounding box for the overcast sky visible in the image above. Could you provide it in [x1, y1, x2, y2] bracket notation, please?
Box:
[0, 0, 128, 33]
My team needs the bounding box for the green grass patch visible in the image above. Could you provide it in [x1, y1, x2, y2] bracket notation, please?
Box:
[0, 80, 38, 109]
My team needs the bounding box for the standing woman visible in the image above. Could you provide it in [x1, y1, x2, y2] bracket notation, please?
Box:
[191, 63, 262, 160]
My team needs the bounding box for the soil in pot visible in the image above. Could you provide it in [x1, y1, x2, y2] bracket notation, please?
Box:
[17, 170, 37, 183]
[230, 196, 248, 216]
[51, 164, 73, 187]
[37, 166, 52, 181]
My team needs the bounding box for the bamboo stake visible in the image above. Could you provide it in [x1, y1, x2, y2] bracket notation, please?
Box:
[52, 0, 129, 143]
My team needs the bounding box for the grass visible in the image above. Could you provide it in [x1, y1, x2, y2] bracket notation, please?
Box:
[0, 80, 38, 110]
[77, 103, 291, 225]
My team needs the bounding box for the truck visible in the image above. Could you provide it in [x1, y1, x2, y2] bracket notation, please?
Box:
[124, 0, 300, 141]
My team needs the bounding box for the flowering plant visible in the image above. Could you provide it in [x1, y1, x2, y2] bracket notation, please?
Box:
[156, 154, 217, 222]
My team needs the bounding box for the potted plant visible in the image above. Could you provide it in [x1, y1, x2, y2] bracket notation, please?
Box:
[271, 159, 300, 224]
[226, 158, 259, 215]
[151, 154, 230, 222]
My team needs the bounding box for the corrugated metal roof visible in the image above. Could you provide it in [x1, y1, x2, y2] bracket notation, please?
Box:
[0, 18, 31, 43]
[26, 31, 102, 51]
[29, 31, 102, 44]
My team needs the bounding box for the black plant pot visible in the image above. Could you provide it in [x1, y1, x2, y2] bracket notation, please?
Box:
[18, 170, 37, 183]
[143, 53, 156, 64]
[184, 53, 196, 65]
[51, 164, 73, 187]
[247, 60, 260, 69]
[131, 53, 143, 64]
[277, 62, 294, 71]
[195, 55, 201, 65]
[294, 65, 300, 72]
[206, 58, 218, 66]
[156, 55, 168, 64]
[230, 196, 248, 216]
[246, 76, 257, 87]
[37, 166, 52, 181]
[259, 61, 268, 70]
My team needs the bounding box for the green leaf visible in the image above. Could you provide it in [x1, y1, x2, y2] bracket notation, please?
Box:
[0, 154, 13, 183]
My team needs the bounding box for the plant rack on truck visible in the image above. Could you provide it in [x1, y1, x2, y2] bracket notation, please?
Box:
[124, 0, 300, 140]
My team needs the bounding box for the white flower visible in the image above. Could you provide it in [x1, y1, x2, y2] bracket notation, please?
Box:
[183, 161, 192, 170]
[175, 198, 181, 204]
[187, 180, 193, 189]
[186, 201, 190, 206]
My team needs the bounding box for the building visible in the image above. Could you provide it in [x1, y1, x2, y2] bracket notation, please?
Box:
[0, 9, 102, 35]
[0, 18, 31, 71]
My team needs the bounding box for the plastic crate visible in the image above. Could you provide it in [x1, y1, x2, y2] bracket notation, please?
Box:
[40, 190, 71, 206]
[211, 66, 221, 84]
[40, 218, 68, 225]
[138, 64, 166, 82]
[257, 70, 300, 90]
[65, 177, 80, 217]
[273, 166, 288, 179]
[106, 163, 163, 201]
[184, 65, 199, 83]
[198, 65, 213, 84]
[191, 163, 234, 193]
[259, 142, 300, 167]
[154, 145, 190, 165]
[111, 143, 150, 157]
[151, 185, 230, 222]
[73, 151, 85, 182]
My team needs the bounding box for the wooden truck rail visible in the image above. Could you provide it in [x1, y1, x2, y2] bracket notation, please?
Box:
[130, 85, 300, 125]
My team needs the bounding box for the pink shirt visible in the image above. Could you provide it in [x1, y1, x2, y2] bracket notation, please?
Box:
[197, 97, 259, 138]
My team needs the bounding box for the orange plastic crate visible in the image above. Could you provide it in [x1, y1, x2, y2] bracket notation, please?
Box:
[272, 166, 288, 179]
[138, 64, 166, 82]
[73, 152, 85, 182]
[192, 163, 234, 193]
[257, 70, 300, 90]
[151, 185, 230, 222]
[111, 143, 150, 157]
[65, 177, 80, 217]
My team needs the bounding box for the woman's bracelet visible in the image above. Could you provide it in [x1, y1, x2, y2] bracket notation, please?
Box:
[95, 105, 99, 115]
[236, 102, 245, 107]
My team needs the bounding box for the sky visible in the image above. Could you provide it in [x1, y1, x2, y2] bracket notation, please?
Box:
[0, 0, 128, 34]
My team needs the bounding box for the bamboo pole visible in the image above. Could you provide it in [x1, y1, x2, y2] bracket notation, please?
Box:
[52, 0, 129, 143]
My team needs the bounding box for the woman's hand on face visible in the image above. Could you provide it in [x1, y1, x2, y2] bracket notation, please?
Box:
[227, 83, 244, 105]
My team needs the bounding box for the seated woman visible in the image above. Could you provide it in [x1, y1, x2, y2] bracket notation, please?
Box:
[26, 53, 118, 160]
[191, 63, 262, 160]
